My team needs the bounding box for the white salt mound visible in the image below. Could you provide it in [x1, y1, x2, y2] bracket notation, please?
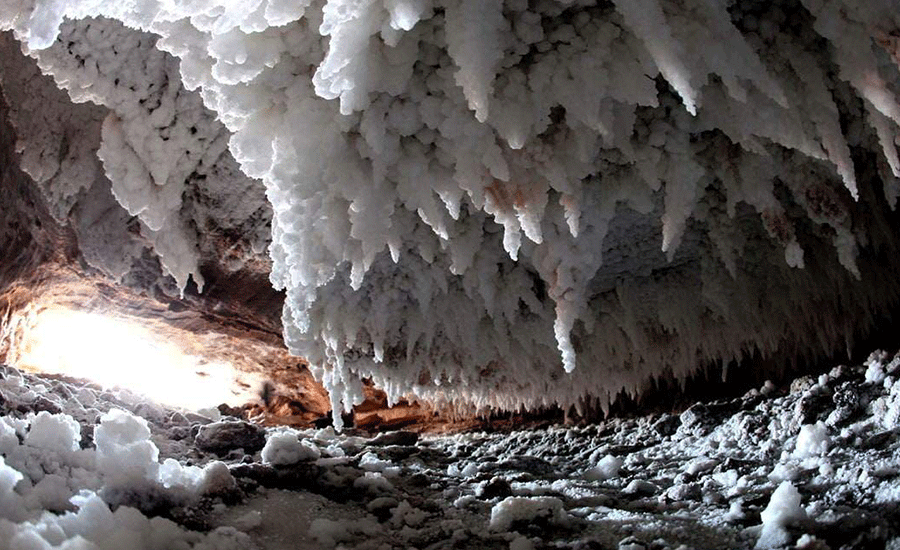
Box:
[24, 411, 81, 453]
[489, 496, 568, 532]
[794, 422, 829, 459]
[261, 431, 321, 465]
[585, 454, 623, 481]
[756, 481, 808, 549]
[94, 408, 160, 486]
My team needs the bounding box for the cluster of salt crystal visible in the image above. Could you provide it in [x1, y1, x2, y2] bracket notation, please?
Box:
[755, 481, 808, 549]
[0, 20, 269, 292]
[584, 454, 623, 481]
[489, 496, 568, 532]
[0, 404, 247, 549]
[260, 430, 321, 466]
[793, 422, 829, 460]
[2, 0, 900, 424]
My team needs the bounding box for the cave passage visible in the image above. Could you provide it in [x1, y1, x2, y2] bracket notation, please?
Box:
[11, 305, 264, 412]
[2, 0, 900, 548]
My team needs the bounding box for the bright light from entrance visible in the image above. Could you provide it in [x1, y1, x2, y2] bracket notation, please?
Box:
[14, 307, 265, 412]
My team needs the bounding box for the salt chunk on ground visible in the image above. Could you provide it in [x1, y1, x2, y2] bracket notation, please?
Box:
[0, 420, 18, 454]
[489, 496, 567, 532]
[623, 479, 659, 496]
[94, 409, 159, 485]
[769, 462, 800, 482]
[724, 500, 745, 523]
[460, 463, 479, 477]
[756, 481, 808, 549]
[712, 469, 739, 490]
[794, 422, 829, 459]
[866, 361, 887, 384]
[158, 458, 204, 490]
[585, 454, 623, 481]
[684, 457, 718, 475]
[359, 452, 393, 472]
[25, 412, 81, 453]
[198, 461, 236, 495]
[0, 455, 23, 496]
[261, 432, 321, 465]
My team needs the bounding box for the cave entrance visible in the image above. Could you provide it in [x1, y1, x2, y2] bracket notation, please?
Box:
[10, 305, 265, 413]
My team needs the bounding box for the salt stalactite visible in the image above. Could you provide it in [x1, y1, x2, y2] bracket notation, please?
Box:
[0, 18, 270, 292]
[3, 0, 900, 426]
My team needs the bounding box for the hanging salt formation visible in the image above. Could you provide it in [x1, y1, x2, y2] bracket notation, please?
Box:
[3, 0, 900, 426]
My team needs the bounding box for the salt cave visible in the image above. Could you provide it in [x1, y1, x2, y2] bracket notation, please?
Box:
[2, 0, 900, 548]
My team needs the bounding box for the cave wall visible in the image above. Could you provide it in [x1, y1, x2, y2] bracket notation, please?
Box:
[0, 27, 287, 336]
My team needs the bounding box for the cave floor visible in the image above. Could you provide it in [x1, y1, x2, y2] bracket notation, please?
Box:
[2, 352, 900, 550]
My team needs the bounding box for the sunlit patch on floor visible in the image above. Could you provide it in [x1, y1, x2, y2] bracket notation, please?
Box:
[11, 306, 267, 412]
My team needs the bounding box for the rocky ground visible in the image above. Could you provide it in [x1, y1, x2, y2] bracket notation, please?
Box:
[2, 351, 900, 550]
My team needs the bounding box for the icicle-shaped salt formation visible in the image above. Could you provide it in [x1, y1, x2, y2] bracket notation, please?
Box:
[4, 0, 900, 426]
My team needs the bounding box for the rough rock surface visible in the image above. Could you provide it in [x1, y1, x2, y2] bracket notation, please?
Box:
[195, 420, 267, 456]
